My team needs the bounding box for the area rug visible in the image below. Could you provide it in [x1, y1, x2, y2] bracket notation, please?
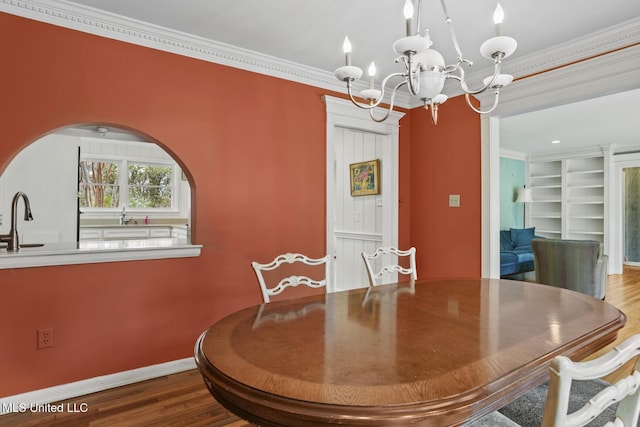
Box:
[498, 379, 619, 426]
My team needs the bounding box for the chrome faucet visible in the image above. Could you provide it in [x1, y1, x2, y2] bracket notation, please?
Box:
[119, 206, 132, 225]
[0, 191, 34, 252]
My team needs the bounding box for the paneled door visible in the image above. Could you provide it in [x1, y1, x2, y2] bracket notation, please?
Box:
[324, 96, 403, 292]
[334, 128, 385, 289]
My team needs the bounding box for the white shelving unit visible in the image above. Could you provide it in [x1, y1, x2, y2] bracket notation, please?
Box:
[529, 160, 562, 239]
[527, 149, 609, 250]
[565, 156, 605, 242]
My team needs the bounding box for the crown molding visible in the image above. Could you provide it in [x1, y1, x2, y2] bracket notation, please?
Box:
[2, 0, 637, 111]
[485, 43, 640, 118]
[0, 0, 413, 108]
[527, 145, 614, 163]
[499, 148, 527, 161]
[412, 16, 640, 107]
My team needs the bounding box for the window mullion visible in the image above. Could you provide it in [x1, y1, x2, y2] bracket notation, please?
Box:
[121, 159, 128, 208]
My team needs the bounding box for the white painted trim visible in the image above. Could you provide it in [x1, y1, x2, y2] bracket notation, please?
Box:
[482, 115, 501, 278]
[0, 357, 196, 415]
[2, 1, 638, 111]
[411, 18, 640, 105]
[611, 152, 640, 275]
[528, 146, 614, 163]
[335, 230, 383, 242]
[500, 148, 527, 161]
[323, 96, 403, 292]
[482, 44, 640, 118]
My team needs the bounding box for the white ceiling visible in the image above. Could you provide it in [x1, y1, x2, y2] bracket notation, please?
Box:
[19, 0, 640, 155]
[500, 88, 640, 156]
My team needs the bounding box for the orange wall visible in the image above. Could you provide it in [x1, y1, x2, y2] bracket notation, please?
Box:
[408, 99, 482, 279]
[0, 11, 479, 397]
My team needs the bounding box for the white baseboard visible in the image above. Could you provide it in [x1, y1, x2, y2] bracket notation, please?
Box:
[0, 357, 197, 415]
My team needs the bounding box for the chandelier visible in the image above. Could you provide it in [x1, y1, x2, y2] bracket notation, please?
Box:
[334, 0, 517, 124]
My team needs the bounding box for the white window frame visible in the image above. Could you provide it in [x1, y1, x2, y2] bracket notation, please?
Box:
[80, 154, 181, 214]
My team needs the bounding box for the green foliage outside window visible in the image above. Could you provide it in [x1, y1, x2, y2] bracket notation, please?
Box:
[128, 164, 172, 208]
[79, 160, 174, 209]
[79, 161, 120, 208]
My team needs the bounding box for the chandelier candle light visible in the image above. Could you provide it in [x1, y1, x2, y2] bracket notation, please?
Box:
[334, 0, 517, 124]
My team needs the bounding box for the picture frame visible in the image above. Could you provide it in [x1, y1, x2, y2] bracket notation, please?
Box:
[349, 159, 380, 196]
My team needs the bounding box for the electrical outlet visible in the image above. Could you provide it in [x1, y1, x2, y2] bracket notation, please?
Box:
[37, 328, 53, 349]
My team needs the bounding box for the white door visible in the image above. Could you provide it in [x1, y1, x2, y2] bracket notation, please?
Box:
[335, 128, 385, 289]
[324, 96, 404, 292]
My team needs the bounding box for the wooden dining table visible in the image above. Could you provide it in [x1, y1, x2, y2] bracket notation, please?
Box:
[194, 278, 625, 426]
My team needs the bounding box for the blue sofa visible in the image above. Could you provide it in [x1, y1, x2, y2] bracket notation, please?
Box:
[500, 228, 540, 277]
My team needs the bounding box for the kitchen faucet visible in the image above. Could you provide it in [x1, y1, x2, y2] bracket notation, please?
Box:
[119, 206, 132, 225]
[0, 191, 34, 252]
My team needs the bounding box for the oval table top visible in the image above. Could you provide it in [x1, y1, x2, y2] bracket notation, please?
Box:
[195, 278, 625, 426]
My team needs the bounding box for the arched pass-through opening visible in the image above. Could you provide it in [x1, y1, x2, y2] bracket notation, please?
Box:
[0, 123, 201, 268]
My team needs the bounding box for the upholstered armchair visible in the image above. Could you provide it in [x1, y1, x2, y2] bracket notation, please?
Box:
[531, 238, 608, 299]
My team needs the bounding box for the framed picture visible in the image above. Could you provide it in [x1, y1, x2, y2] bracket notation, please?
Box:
[349, 159, 380, 196]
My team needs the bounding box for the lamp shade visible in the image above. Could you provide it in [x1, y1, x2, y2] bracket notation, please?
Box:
[516, 186, 533, 203]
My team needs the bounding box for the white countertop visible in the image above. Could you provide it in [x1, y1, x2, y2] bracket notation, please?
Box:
[80, 224, 188, 229]
[0, 238, 202, 269]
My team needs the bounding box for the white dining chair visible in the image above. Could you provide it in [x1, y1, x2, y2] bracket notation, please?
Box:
[252, 253, 331, 303]
[499, 334, 640, 427]
[540, 334, 640, 427]
[361, 246, 417, 286]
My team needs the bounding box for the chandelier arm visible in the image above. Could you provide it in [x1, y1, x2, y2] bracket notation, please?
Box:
[449, 60, 502, 96]
[464, 89, 501, 114]
[405, 54, 421, 97]
[368, 80, 407, 123]
[346, 81, 382, 110]
[381, 72, 408, 93]
[345, 72, 407, 110]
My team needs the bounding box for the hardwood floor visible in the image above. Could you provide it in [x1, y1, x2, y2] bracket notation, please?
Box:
[0, 369, 252, 427]
[2, 267, 639, 427]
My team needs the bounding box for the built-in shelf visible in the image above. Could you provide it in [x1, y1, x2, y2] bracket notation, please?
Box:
[569, 230, 604, 235]
[527, 152, 608, 247]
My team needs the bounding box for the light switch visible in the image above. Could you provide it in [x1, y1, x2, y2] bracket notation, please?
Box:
[376, 198, 383, 207]
[354, 211, 361, 222]
[449, 194, 461, 207]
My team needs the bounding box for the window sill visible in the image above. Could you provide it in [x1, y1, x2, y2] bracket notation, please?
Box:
[0, 239, 202, 269]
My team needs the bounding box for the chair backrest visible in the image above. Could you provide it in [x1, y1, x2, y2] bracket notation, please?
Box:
[252, 253, 331, 303]
[542, 334, 640, 427]
[532, 238, 608, 299]
[361, 247, 417, 286]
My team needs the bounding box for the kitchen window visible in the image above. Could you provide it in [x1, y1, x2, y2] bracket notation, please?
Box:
[80, 159, 178, 210]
